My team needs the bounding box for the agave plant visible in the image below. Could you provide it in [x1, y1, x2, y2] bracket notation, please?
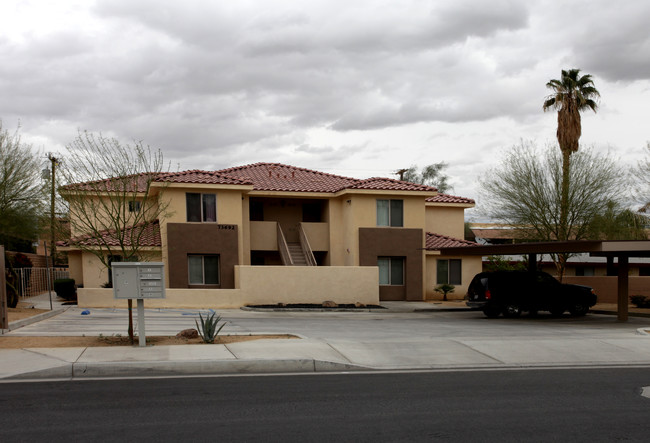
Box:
[195, 311, 227, 344]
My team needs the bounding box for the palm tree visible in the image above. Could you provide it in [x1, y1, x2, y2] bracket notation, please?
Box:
[543, 69, 600, 243]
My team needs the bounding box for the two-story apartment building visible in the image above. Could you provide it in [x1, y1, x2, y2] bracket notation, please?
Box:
[60, 162, 478, 308]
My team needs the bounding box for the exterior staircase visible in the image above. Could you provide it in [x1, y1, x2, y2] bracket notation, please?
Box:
[286, 242, 308, 266]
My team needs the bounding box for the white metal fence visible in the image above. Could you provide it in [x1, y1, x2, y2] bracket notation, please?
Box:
[9, 267, 70, 299]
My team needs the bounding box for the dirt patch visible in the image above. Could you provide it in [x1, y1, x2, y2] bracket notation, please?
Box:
[0, 334, 298, 349]
[7, 304, 50, 322]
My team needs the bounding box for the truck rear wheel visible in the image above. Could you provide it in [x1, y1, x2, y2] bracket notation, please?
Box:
[483, 306, 501, 318]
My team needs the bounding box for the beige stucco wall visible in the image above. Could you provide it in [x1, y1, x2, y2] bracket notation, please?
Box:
[250, 221, 278, 250]
[78, 288, 243, 309]
[425, 254, 482, 300]
[78, 265, 379, 308]
[79, 251, 163, 289]
[426, 205, 466, 239]
[301, 222, 329, 251]
[66, 193, 159, 239]
[336, 193, 427, 267]
[236, 265, 378, 305]
[67, 252, 83, 286]
[161, 185, 246, 263]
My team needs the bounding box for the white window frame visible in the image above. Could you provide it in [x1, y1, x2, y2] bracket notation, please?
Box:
[188, 255, 220, 285]
[186, 193, 217, 222]
[437, 259, 462, 285]
[378, 256, 405, 286]
[377, 199, 404, 227]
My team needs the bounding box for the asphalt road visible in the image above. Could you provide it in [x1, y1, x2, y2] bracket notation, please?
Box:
[2, 368, 650, 442]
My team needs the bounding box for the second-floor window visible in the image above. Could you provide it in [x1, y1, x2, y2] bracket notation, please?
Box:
[377, 199, 403, 227]
[186, 193, 216, 222]
[128, 201, 141, 213]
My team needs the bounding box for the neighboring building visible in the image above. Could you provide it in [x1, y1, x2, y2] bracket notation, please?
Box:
[60, 163, 479, 307]
[469, 223, 650, 277]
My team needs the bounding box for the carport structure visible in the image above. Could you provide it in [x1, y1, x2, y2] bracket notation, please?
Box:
[436, 240, 650, 322]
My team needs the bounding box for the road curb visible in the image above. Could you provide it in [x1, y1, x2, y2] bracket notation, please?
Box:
[6, 308, 68, 331]
[3, 358, 370, 380]
[591, 310, 650, 318]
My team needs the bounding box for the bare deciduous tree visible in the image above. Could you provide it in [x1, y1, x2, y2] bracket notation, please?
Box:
[60, 131, 173, 343]
[479, 142, 624, 278]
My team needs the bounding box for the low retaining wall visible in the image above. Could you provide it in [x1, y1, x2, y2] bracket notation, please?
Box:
[78, 265, 379, 308]
[563, 276, 650, 304]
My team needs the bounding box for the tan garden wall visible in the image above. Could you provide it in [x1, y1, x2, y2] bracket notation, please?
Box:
[563, 276, 650, 304]
[78, 265, 379, 308]
[235, 266, 378, 306]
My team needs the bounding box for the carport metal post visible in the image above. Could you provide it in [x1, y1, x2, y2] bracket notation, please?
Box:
[528, 253, 537, 273]
[617, 255, 629, 322]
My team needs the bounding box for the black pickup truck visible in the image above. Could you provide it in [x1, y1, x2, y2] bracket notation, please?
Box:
[466, 271, 597, 318]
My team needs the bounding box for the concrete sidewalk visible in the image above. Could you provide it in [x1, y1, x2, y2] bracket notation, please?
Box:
[2, 296, 650, 380]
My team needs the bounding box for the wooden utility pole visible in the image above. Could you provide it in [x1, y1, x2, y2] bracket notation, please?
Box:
[47, 154, 58, 265]
[1, 245, 7, 330]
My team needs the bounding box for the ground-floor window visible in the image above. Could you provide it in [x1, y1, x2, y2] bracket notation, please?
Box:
[188, 254, 220, 285]
[378, 257, 404, 285]
[575, 266, 595, 276]
[437, 259, 461, 285]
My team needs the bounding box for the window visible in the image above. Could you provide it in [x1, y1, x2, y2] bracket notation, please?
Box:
[437, 259, 461, 285]
[186, 193, 216, 222]
[378, 257, 404, 285]
[188, 255, 219, 285]
[128, 201, 141, 213]
[575, 266, 595, 276]
[377, 199, 403, 227]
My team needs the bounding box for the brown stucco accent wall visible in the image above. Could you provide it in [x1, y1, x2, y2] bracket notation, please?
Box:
[359, 227, 423, 301]
[167, 223, 239, 289]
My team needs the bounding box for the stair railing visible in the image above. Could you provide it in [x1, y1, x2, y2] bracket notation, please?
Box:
[298, 223, 317, 266]
[277, 223, 293, 265]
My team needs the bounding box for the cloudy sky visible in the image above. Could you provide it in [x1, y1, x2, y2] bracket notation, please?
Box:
[2, 0, 649, 214]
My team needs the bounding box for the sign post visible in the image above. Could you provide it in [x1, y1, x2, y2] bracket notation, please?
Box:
[112, 262, 165, 347]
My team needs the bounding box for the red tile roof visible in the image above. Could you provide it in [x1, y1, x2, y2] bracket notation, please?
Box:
[426, 232, 478, 250]
[159, 170, 252, 185]
[59, 220, 161, 248]
[348, 177, 437, 192]
[64, 162, 469, 197]
[426, 194, 475, 204]
[214, 162, 358, 193]
[62, 173, 160, 193]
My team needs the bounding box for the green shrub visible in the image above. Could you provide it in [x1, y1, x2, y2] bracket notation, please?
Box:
[53, 278, 77, 301]
[630, 295, 650, 308]
[434, 283, 456, 301]
[195, 311, 226, 344]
